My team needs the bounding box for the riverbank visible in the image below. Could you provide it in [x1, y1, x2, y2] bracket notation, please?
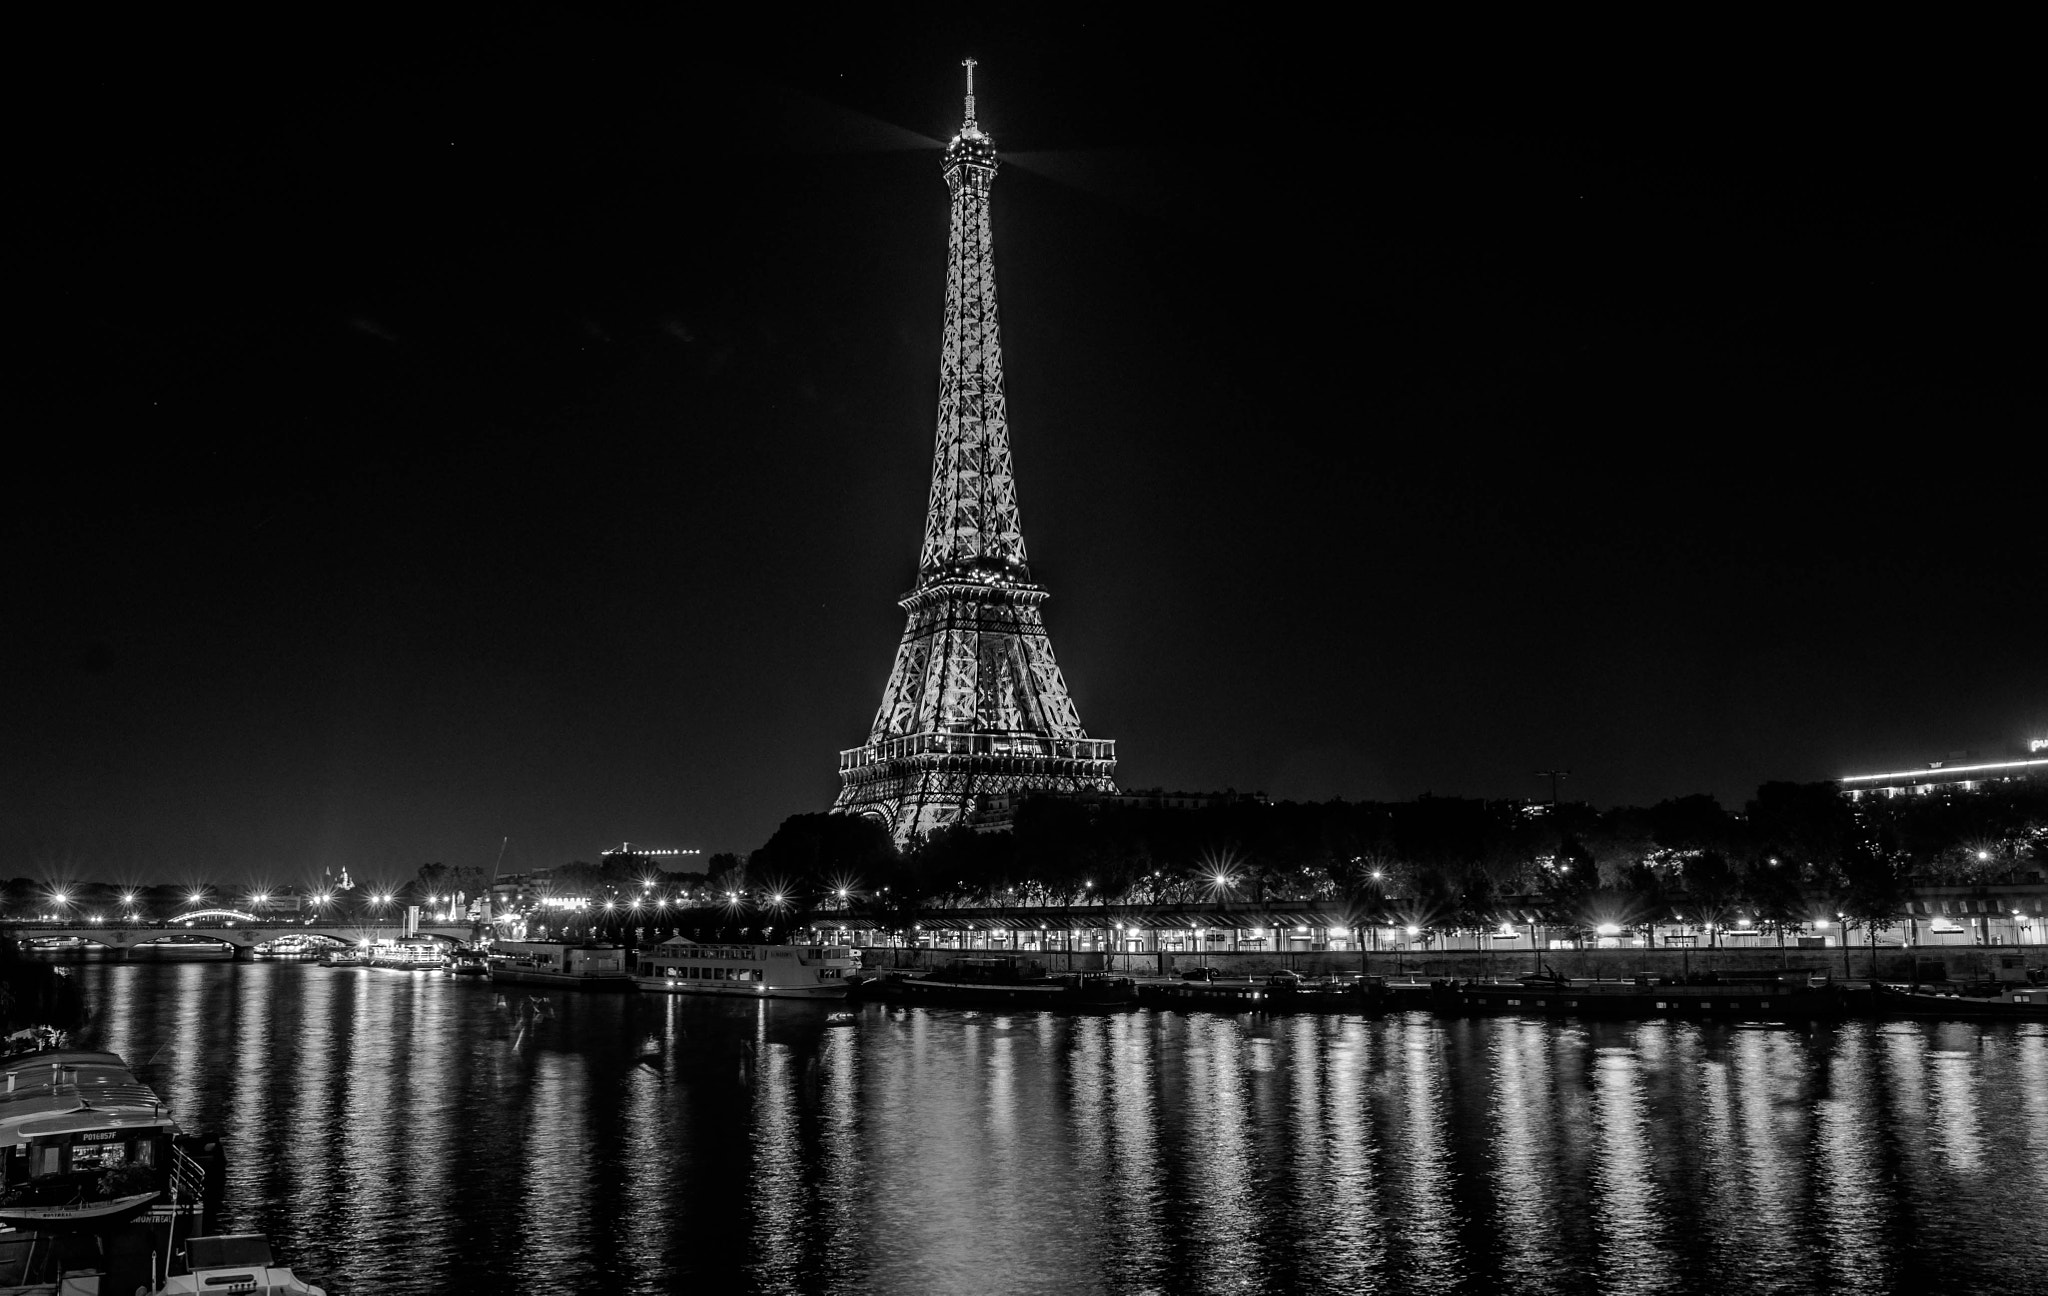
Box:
[858, 944, 2047, 983]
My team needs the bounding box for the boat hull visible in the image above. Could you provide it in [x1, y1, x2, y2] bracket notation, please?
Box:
[1866, 988, 2048, 1020]
[489, 968, 632, 991]
[897, 978, 1138, 1010]
[1140, 981, 1386, 1013]
[630, 976, 850, 1000]
[1432, 980, 1854, 1021]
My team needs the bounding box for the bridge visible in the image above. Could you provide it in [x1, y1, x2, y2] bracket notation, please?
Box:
[3, 919, 483, 959]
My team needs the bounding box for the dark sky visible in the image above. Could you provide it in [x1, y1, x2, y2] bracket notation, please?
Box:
[11, 11, 2041, 887]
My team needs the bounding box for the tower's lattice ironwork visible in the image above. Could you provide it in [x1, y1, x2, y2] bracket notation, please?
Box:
[834, 61, 1118, 844]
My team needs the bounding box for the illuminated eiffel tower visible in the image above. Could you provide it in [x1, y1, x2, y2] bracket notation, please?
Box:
[834, 60, 1118, 844]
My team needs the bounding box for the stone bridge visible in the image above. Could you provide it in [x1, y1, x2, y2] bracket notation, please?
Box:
[3, 919, 482, 960]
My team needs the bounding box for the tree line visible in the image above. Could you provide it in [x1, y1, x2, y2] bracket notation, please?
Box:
[709, 780, 2047, 945]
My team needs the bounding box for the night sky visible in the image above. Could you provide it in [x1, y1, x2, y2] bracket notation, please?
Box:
[12, 12, 2040, 886]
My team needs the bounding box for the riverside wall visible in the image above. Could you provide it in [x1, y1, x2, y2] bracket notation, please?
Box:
[853, 944, 2046, 983]
[1139, 946, 2048, 983]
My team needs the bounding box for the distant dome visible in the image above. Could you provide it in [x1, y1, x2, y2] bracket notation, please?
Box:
[944, 126, 998, 170]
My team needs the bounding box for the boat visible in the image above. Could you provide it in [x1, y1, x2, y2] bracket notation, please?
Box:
[488, 941, 632, 991]
[1430, 968, 1855, 1021]
[892, 955, 1138, 1009]
[155, 1232, 325, 1294]
[365, 939, 447, 971]
[631, 938, 858, 1000]
[1865, 983, 2048, 1020]
[316, 947, 365, 968]
[252, 935, 323, 961]
[447, 949, 490, 977]
[0, 1048, 225, 1294]
[1140, 973, 1388, 1013]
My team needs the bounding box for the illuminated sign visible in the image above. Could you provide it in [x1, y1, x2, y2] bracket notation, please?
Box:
[2032, 739, 2048, 753]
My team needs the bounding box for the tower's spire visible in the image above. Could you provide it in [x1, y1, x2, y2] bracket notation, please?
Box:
[962, 57, 978, 128]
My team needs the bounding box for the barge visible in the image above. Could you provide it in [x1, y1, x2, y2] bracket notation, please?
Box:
[488, 941, 631, 991]
[884, 956, 1138, 1009]
[1430, 969, 1856, 1021]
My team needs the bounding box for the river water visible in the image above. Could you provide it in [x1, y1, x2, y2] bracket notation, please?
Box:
[69, 960, 2048, 1295]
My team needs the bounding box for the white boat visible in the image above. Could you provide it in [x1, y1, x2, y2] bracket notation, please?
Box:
[631, 938, 859, 1000]
[488, 941, 631, 991]
[155, 1232, 325, 1294]
[365, 939, 447, 971]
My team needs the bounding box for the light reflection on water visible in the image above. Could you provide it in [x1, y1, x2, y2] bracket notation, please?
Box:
[68, 963, 2048, 1295]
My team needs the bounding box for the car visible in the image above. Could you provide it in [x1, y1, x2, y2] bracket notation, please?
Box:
[1180, 967, 1220, 982]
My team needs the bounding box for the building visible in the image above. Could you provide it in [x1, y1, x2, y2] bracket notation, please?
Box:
[600, 844, 707, 874]
[833, 62, 1118, 844]
[1839, 737, 2048, 801]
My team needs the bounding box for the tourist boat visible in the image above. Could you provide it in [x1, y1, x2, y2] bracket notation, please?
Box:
[0, 1048, 225, 1293]
[447, 949, 490, 977]
[365, 939, 448, 971]
[1430, 969, 1854, 1021]
[252, 934, 323, 961]
[316, 946, 366, 968]
[893, 955, 1138, 1009]
[632, 938, 859, 999]
[488, 941, 631, 990]
[155, 1232, 326, 1294]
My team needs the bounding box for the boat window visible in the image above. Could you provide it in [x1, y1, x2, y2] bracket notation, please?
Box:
[31, 1146, 61, 1178]
[71, 1140, 128, 1171]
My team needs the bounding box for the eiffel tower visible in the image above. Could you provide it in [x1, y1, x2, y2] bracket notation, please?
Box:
[834, 61, 1119, 845]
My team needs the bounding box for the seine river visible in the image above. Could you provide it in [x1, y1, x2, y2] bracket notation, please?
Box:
[69, 960, 2048, 1295]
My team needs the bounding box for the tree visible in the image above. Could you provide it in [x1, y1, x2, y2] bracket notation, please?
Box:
[1834, 836, 1913, 978]
[1744, 857, 1810, 959]
[1679, 851, 1742, 947]
[747, 812, 899, 935]
[1536, 835, 1599, 941]
[0, 942, 89, 1036]
[1748, 781, 1855, 875]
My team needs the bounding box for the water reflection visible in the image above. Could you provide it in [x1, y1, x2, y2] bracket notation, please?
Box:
[66, 964, 2048, 1296]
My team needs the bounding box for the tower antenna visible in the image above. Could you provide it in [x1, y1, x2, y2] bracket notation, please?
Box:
[962, 57, 978, 126]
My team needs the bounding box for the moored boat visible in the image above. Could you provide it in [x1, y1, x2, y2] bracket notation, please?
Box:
[632, 938, 858, 999]
[1141, 973, 1388, 1013]
[1431, 969, 1853, 1021]
[0, 1048, 225, 1294]
[252, 935, 324, 961]
[488, 941, 631, 991]
[893, 955, 1138, 1010]
[447, 949, 490, 977]
[1865, 983, 2048, 1020]
[366, 939, 448, 971]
